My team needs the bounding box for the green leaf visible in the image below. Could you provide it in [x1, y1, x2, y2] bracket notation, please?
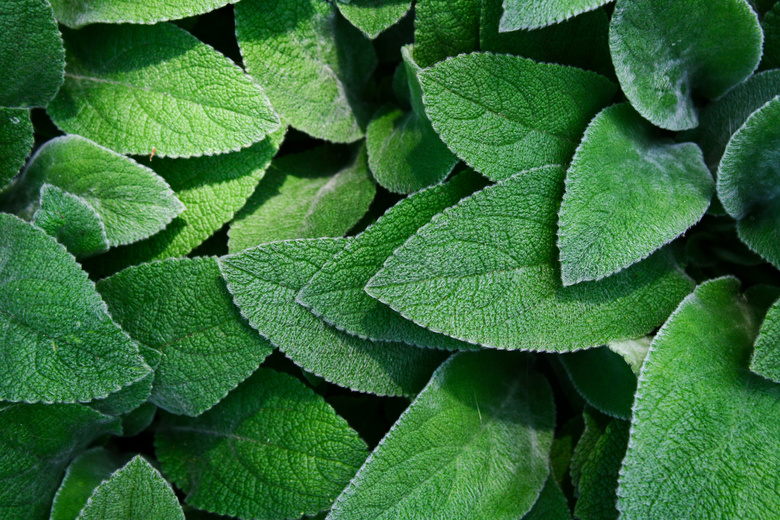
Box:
[97, 257, 273, 416]
[327, 351, 555, 520]
[0, 213, 151, 403]
[413, 0, 481, 68]
[609, 0, 763, 131]
[419, 53, 616, 181]
[48, 23, 279, 158]
[228, 145, 376, 253]
[0, 0, 64, 108]
[220, 238, 448, 396]
[87, 362, 154, 417]
[0, 108, 33, 192]
[521, 476, 571, 520]
[297, 170, 485, 349]
[156, 368, 367, 520]
[336, 0, 412, 39]
[50, 0, 239, 28]
[717, 97, 780, 268]
[235, 0, 377, 143]
[574, 419, 629, 520]
[759, 2, 780, 71]
[607, 336, 652, 375]
[119, 402, 157, 438]
[570, 408, 610, 492]
[498, 0, 612, 31]
[0, 403, 120, 520]
[618, 277, 780, 519]
[366, 166, 695, 351]
[557, 103, 714, 285]
[751, 296, 780, 383]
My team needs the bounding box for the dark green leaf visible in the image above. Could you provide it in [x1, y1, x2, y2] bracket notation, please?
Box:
[574, 419, 629, 520]
[759, 2, 780, 71]
[0, 108, 33, 192]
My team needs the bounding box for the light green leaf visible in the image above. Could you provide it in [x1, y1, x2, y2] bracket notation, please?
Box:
[498, 0, 612, 31]
[236, 0, 376, 143]
[618, 277, 780, 519]
[0, 213, 151, 403]
[97, 257, 273, 416]
[522, 476, 571, 520]
[327, 351, 555, 520]
[366, 166, 694, 351]
[228, 145, 375, 253]
[751, 296, 780, 382]
[0, 0, 64, 108]
[0, 108, 33, 192]
[336, 0, 412, 39]
[607, 336, 652, 375]
[48, 23, 279, 158]
[557, 103, 714, 285]
[0, 403, 120, 520]
[219, 238, 448, 396]
[574, 419, 629, 520]
[50, 0, 239, 28]
[156, 368, 367, 520]
[609, 0, 763, 131]
[760, 2, 780, 71]
[419, 53, 616, 181]
[717, 97, 780, 268]
[297, 170, 484, 349]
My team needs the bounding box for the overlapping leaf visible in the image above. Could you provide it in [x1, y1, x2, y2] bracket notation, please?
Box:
[0, 108, 33, 192]
[751, 296, 780, 383]
[50, 0, 239, 28]
[559, 347, 636, 419]
[498, 0, 612, 31]
[575, 419, 629, 520]
[760, 2, 780, 71]
[522, 477, 571, 520]
[336, 0, 412, 39]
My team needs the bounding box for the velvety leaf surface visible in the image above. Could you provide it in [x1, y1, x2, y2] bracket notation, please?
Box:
[236, 0, 376, 143]
[297, 170, 484, 349]
[618, 277, 780, 519]
[97, 257, 273, 416]
[50, 0, 238, 28]
[609, 0, 763, 130]
[327, 351, 555, 520]
[419, 53, 616, 181]
[521, 476, 571, 520]
[717, 97, 780, 268]
[0, 0, 64, 108]
[336, 0, 412, 39]
[760, 2, 780, 71]
[156, 368, 368, 520]
[557, 103, 713, 284]
[0, 108, 33, 192]
[49, 23, 279, 158]
[219, 238, 448, 396]
[498, 0, 612, 31]
[750, 293, 780, 383]
[0, 213, 151, 403]
[0, 403, 120, 520]
[366, 166, 694, 351]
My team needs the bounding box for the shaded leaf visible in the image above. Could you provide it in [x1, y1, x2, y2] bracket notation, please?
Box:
[521, 476, 571, 520]
[51, 0, 239, 28]
[0, 108, 33, 192]
[750, 294, 780, 382]
[574, 419, 629, 520]
[607, 336, 652, 375]
[336, 0, 412, 39]
[498, 0, 612, 31]
[759, 2, 780, 71]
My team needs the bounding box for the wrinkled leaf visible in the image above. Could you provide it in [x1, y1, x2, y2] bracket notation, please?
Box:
[498, 0, 612, 31]
[51, 0, 239, 28]
[0, 108, 33, 192]
[574, 419, 629, 520]
[750, 293, 780, 382]
[336, 0, 412, 39]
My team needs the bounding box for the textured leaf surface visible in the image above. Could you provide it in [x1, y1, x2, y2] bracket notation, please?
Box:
[419, 53, 616, 181]
[367, 166, 694, 351]
[717, 97, 780, 268]
[560, 347, 636, 419]
[220, 238, 448, 395]
[49, 23, 279, 158]
[0, 108, 33, 192]
[328, 351, 555, 520]
[98, 257, 273, 416]
[0, 0, 64, 108]
[336, 0, 412, 39]
[574, 419, 629, 520]
[760, 2, 780, 71]
[228, 145, 375, 253]
[618, 277, 780, 519]
[609, 0, 763, 130]
[87, 369, 154, 417]
[570, 408, 610, 492]
[50, 0, 238, 28]
[0, 403, 120, 520]
[236, 0, 376, 142]
[297, 170, 484, 349]
[498, 0, 611, 31]
[607, 336, 652, 375]
[156, 368, 367, 520]
[557, 103, 713, 284]
[751, 297, 780, 382]
[0, 213, 151, 403]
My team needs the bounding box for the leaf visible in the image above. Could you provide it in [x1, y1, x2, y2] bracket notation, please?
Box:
[751, 296, 780, 383]
[498, 0, 612, 31]
[419, 53, 616, 181]
[50, 0, 239, 28]
[570, 407, 610, 492]
[557, 103, 714, 285]
[297, 170, 485, 349]
[759, 2, 780, 71]
[521, 476, 571, 520]
[609, 0, 763, 131]
[336, 0, 412, 39]
[119, 402, 158, 438]
[0, 0, 64, 108]
[607, 336, 652, 375]
[617, 277, 780, 519]
[717, 97, 780, 268]
[48, 23, 279, 158]
[228, 145, 376, 253]
[327, 351, 555, 520]
[0, 108, 33, 192]
[0, 213, 151, 403]
[366, 166, 695, 351]
[97, 257, 274, 416]
[235, 0, 377, 143]
[155, 368, 367, 520]
[220, 238, 448, 396]
[0, 403, 120, 520]
[413, 0, 481, 68]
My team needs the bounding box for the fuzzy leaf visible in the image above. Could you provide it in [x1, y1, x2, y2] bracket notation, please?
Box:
[0, 213, 151, 403]
[574, 419, 629, 520]
[570, 408, 610, 492]
[366, 166, 694, 351]
[327, 351, 555, 520]
[50, 0, 239, 28]
[557, 103, 713, 285]
[609, 0, 763, 131]
[751, 296, 780, 382]
[0, 108, 33, 192]
[156, 368, 367, 520]
[49, 23, 279, 158]
[87, 370, 154, 417]
[760, 2, 780, 71]
[498, 0, 612, 31]
[336, 0, 412, 39]
[419, 53, 616, 181]
[607, 336, 652, 375]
